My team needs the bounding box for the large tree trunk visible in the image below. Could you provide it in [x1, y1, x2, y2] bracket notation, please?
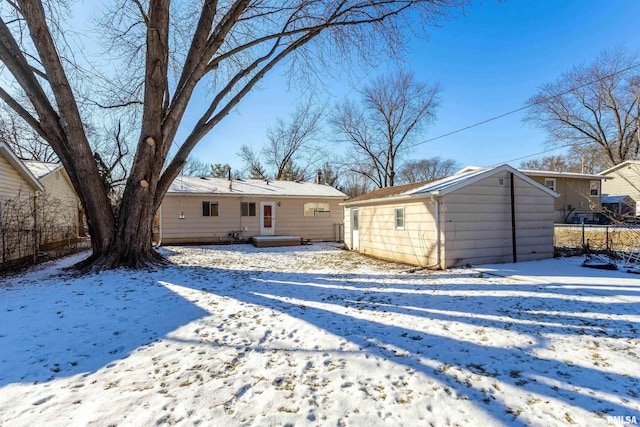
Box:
[79, 145, 167, 271]
[2, 0, 465, 272]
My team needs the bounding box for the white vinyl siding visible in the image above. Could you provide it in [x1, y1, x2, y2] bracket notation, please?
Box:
[440, 172, 554, 266]
[160, 196, 344, 244]
[345, 170, 555, 268]
[601, 163, 640, 216]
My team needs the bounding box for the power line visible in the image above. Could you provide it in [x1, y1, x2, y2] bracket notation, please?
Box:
[489, 143, 574, 166]
[492, 138, 606, 167]
[406, 61, 640, 150]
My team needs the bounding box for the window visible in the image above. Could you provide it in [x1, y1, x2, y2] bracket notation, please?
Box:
[304, 202, 331, 217]
[498, 178, 505, 186]
[590, 180, 600, 197]
[395, 207, 405, 230]
[241, 202, 256, 217]
[351, 209, 359, 230]
[202, 201, 219, 217]
[544, 178, 556, 192]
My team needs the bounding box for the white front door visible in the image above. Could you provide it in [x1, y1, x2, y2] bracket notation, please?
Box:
[260, 202, 276, 235]
[351, 208, 359, 250]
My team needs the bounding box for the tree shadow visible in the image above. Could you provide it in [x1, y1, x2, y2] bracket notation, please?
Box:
[2, 245, 638, 425]
[0, 271, 209, 386]
[165, 261, 640, 424]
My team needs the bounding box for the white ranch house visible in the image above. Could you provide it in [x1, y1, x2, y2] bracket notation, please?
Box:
[158, 176, 348, 245]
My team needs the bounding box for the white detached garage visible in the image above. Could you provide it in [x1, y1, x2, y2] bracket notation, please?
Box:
[343, 164, 558, 268]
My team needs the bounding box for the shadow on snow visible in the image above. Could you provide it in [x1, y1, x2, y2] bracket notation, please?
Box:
[0, 270, 209, 387]
[165, 259, 640, 425]
[1, 245, 638, 425]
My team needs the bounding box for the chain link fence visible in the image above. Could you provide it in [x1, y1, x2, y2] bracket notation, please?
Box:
[554, 224, 640, 256]
[1, 226, 90, 272]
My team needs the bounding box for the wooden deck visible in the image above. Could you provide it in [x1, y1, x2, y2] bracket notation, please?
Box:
[250, 236, 302, 248]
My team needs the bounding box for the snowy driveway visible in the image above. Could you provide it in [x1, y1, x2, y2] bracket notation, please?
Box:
[0, 243, 639, 426]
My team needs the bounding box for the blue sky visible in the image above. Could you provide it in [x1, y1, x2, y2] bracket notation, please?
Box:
[187, 0, 640, 172]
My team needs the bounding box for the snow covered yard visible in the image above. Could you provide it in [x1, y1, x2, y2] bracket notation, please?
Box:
[0, 243, 639, 427]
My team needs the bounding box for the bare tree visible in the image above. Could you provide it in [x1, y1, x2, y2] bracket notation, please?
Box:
[519, 155, 572, 172]
[525, 47, 640, 168]
[340, 170, 373, 197]
[180, 155, 211, 177]
[238, 145, 267, 179]
[263, 100, 324, 180]
[332, 70, 441, 188]
[398, 157, 458, 184]
[566, 145, 611, 174]
[0, 109, 57, 162]
[0, 0, 465, 270]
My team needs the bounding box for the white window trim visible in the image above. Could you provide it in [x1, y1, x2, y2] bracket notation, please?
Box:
[395, 207, 405, 230]
[589, 180, 600, 197]
[544, 178, 556, 192]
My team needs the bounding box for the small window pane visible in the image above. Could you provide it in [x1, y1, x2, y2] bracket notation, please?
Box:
[544, 179, 556, 192]
[590, 181, 600, 196]
[395, 207, 404, 229]
[203, 201, 218, 216]
[241, 202, 256, 217]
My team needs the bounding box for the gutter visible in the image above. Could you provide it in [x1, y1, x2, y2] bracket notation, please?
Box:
[342, 191, 440, 208]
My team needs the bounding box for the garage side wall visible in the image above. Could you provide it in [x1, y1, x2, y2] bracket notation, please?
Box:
[442, 172, 555, 267]
[347, 199, 438, 266]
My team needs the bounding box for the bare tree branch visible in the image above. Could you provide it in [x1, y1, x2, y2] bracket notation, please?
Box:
[525, 47, 640, 168]
[332, 70, 440, 187]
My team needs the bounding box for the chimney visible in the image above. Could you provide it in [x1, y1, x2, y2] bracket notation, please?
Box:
[315, 169, 323, 184]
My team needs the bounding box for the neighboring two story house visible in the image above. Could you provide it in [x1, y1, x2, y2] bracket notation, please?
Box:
[519, 169, 611, 224]
[599, 160, 640, 218]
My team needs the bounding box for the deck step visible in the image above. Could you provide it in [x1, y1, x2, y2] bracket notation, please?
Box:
[250, 236, 302, 248]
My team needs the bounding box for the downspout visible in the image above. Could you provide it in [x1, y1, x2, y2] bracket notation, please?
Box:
[510, 172, 517, 263]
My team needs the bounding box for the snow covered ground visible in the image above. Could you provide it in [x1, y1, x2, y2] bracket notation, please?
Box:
[0, 243, 639, 427]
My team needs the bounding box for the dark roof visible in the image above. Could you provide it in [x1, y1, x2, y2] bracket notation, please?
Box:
[344, 164, 560, 206]
[346, 180, 434, 203]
